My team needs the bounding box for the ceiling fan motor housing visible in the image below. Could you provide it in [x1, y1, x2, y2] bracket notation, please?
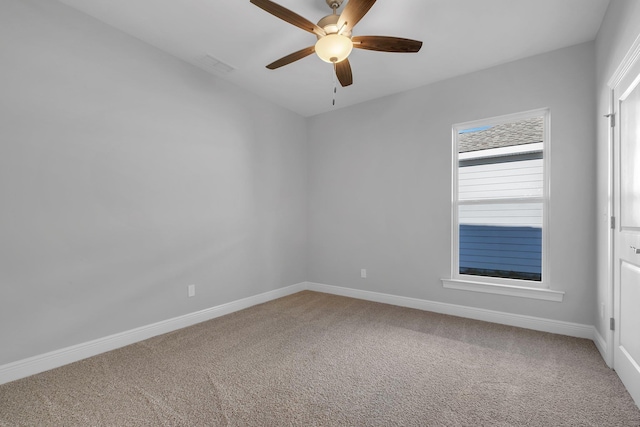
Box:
[316, 14, 351, 39]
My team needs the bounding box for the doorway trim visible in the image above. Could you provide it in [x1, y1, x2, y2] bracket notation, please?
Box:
[605, 32, 640, 369]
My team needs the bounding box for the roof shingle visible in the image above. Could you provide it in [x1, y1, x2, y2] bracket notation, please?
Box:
[459, 117, 543, 153]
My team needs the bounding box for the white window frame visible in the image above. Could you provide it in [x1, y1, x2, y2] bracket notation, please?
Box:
[442, 108, 564, 302]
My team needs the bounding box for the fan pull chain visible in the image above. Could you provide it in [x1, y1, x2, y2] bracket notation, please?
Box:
[332, 63, 337, 106]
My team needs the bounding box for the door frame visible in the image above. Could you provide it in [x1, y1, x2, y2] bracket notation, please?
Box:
[606, 34, 640, 369]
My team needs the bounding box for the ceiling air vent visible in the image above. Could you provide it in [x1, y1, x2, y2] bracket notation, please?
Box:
[198, 55, 235, 75]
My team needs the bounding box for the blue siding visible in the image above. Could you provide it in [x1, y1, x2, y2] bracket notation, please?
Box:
[459, 224, 542, 281]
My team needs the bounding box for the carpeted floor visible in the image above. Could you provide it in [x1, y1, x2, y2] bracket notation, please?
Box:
[1, 290, 639, 426]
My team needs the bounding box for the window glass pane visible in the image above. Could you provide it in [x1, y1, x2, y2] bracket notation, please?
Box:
[454, 113, 546, 284]
[458, 203, 542, 281]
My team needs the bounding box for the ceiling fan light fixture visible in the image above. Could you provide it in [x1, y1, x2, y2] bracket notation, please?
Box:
[251, 0, 422, 88]
[315, 34, 353, 63]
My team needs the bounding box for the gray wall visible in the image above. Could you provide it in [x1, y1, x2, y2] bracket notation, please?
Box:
[0, 0, 307, 365]
[307, 42, 597, 325]
[594, 1, 640, 342]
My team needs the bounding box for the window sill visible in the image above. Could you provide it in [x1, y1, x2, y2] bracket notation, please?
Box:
[441, 279, 564, 302]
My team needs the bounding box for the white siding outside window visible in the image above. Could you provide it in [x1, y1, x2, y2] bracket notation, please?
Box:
[458, 158, 544, 201]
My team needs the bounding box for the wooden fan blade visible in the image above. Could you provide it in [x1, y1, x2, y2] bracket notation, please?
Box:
[335, 59, 353, 87]
[337, 0, 376, 33]
[266, 46, 315, 69]
[250, 0, 325, 36]
[352, 36, 422, 53]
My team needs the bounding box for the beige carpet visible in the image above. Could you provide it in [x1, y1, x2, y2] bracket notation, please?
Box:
[1, 291, 639, 426]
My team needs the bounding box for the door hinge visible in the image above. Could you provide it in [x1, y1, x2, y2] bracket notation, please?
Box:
[611, 216, 616, 229]
[610, 317, 615, 331]
[604, 113, 615, 127]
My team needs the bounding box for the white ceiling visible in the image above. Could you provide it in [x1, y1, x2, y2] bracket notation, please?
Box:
[57, 0, 610, 117]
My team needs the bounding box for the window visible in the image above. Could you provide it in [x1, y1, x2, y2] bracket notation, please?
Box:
[444, 109, 557, 299]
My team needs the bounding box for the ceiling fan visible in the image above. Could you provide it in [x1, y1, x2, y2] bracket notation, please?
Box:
[250, 0, 423, 87]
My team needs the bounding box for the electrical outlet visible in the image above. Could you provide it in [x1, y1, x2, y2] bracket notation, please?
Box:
[361, 269, 367, 279]
[188, 284, 196, 297]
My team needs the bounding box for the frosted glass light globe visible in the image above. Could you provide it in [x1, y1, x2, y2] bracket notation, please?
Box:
[315, 34, 353, 63]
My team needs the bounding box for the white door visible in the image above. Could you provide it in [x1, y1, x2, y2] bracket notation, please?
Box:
[613, 56, 640, 407]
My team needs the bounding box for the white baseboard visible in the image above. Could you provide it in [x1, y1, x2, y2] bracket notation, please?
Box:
[304, 282, 595, 340]
[0, 283, 306, 385]
[0, 281, 599, 386]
